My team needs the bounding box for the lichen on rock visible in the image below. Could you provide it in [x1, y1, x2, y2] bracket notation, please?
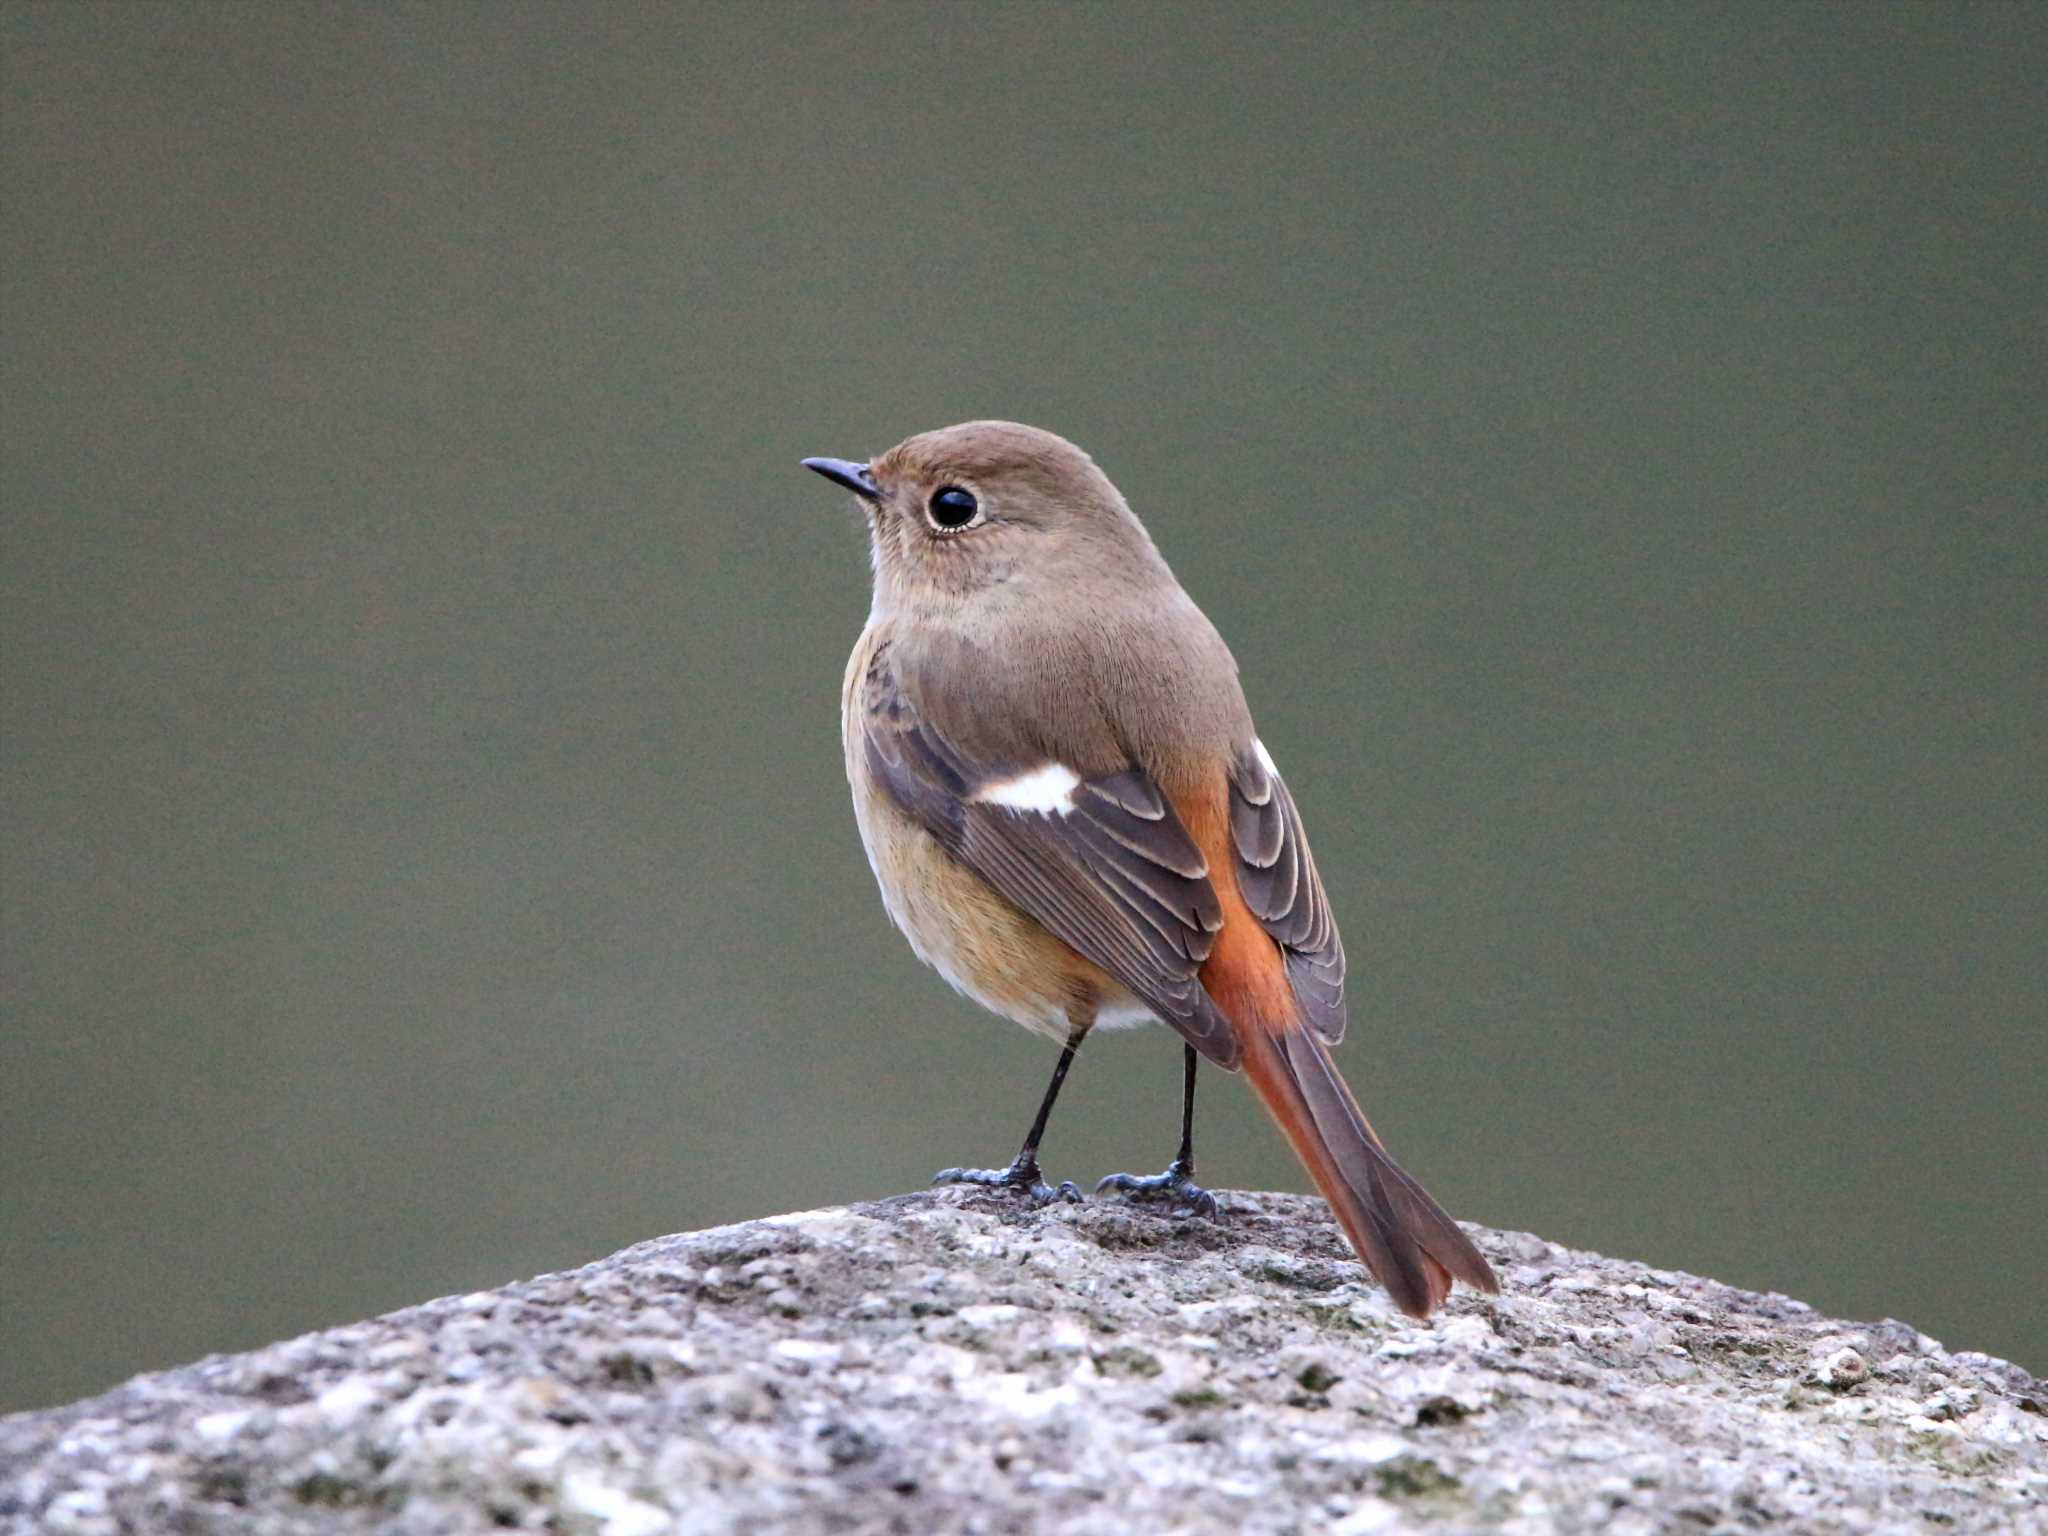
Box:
[1, 1189, 2041, 1533]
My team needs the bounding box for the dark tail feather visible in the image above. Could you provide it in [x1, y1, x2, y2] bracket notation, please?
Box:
[1240, 1024, 1498, 1317]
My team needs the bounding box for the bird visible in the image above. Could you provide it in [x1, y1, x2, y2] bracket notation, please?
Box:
[801, 421, 1498, 1317]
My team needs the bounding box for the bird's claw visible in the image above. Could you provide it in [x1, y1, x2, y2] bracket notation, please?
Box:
[933, 1158, 1081, 1206]
[1094, 1162, 1221, 1219]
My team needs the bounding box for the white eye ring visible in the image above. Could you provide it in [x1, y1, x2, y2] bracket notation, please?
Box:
[926, 485, 981, 531]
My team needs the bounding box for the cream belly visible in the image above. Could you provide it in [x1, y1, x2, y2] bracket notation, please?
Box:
[841, 628, 1154, 1041]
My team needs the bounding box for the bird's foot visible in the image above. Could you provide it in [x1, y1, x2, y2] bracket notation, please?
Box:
[1095, 1159, 1221, 1219]
[933, 1154, 1081, 1206]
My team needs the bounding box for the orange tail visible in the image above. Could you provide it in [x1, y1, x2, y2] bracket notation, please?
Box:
[1180, 779, 1498, 1317]
[1237, 1022, 1498, 1317]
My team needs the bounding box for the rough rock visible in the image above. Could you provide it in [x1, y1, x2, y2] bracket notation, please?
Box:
[2, 1190, 2041, 1534]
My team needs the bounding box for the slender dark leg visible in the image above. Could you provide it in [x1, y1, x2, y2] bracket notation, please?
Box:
[933, 1020, 1087, 1204]
[1095, 1043, 1221, 1218]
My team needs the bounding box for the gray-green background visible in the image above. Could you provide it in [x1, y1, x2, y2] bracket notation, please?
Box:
[3, 3, 2042, 1414]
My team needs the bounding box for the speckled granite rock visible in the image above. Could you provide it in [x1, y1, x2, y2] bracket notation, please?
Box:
[2, 1190, 2041, 1535]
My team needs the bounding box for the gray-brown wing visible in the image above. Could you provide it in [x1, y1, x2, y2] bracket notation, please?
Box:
[860, 642, 1239, 1068]
[1228, 742, 1347, 1042]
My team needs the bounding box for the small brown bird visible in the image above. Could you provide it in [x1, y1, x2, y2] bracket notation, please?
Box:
[803, 422, 1497, 1317]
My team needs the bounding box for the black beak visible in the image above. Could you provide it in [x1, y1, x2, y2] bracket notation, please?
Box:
[800, 456, 881, 501]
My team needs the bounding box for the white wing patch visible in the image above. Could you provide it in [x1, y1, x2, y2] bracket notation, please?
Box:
[975, 763, 1081, 815]
[1253, 737, 1279, 777]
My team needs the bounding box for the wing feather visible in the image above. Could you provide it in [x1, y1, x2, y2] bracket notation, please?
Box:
[1228, 743, 1348, 1042]
[861, 642, 1239, 1067]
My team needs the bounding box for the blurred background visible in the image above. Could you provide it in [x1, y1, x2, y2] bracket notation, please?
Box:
[3, 3, 2042, 1413]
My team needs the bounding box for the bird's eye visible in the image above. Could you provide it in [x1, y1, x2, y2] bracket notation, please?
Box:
[926, 485, 980, 531]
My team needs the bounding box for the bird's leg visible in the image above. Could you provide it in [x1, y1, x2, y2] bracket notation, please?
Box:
[933, 1019, 1087, 1205]
[1096, 1043, 1221, 1218]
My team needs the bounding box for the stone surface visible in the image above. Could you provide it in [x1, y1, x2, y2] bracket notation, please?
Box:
[2, 1189, 2041, 1534]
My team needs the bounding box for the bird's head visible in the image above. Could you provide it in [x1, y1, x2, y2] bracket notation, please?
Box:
[803, 421, 1169, 621]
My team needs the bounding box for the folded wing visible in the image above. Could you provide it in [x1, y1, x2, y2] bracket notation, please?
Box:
[1227, 740, 1347, 1042]
[859, 640, 1239, 1066]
